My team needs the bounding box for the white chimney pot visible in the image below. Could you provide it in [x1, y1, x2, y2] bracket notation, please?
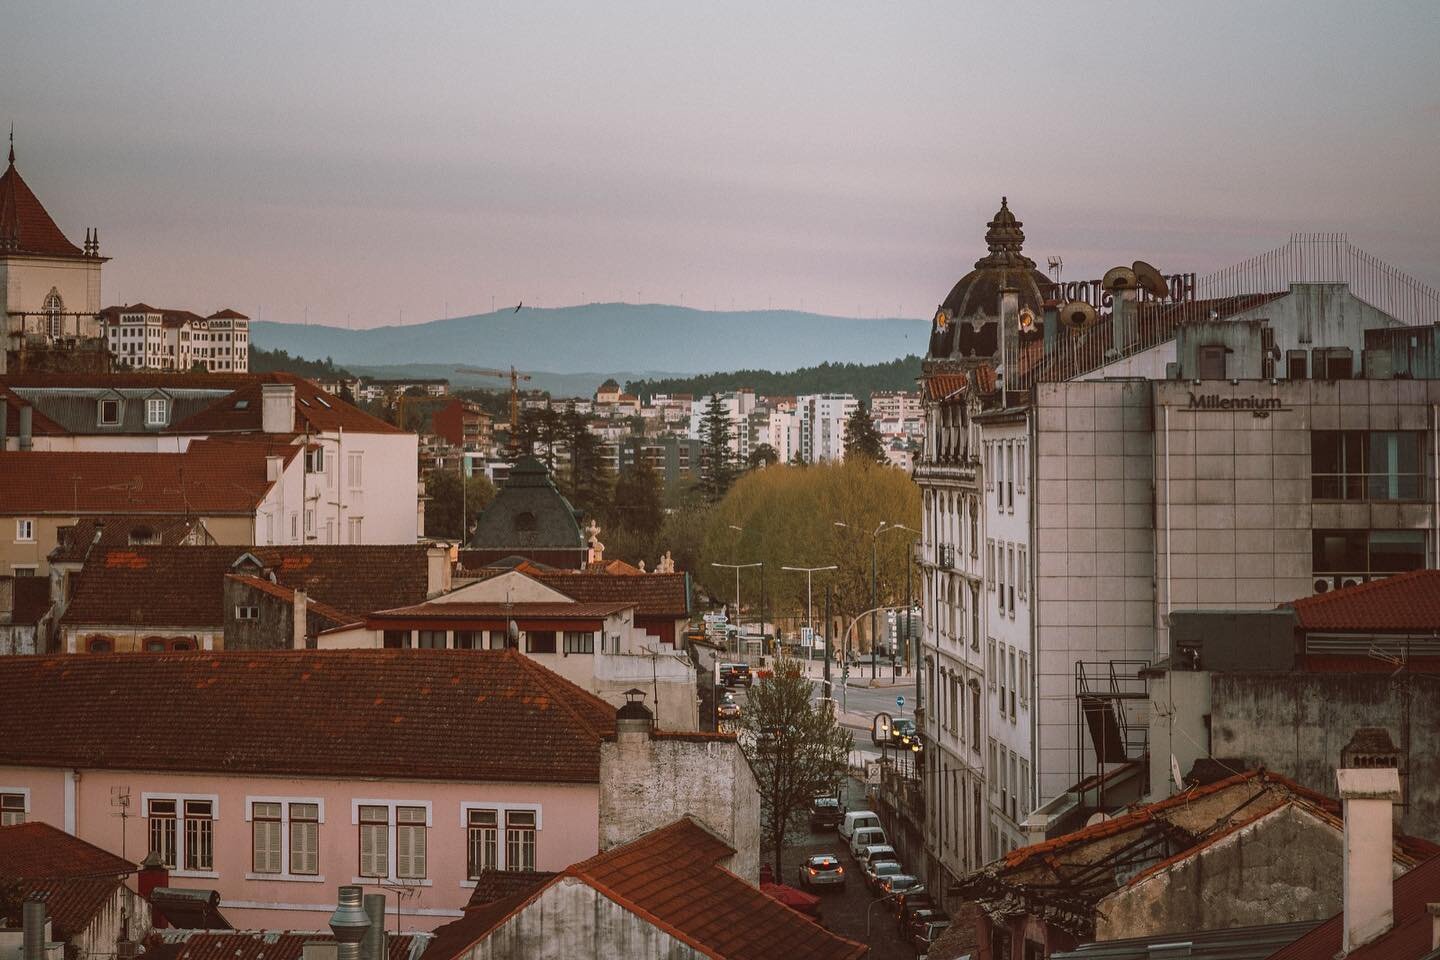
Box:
[1337, 767, 1402, 955]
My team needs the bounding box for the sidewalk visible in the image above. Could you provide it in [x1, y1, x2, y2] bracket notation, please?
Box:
[796, 657, 913, 689]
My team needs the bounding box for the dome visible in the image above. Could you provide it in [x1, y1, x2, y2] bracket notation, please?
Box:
[928, 198, 1052, 361]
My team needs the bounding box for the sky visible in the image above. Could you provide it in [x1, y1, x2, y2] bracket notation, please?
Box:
[4, 1, 1438, 329]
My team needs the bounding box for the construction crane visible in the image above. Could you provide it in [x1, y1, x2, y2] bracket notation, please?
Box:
[454, 365, 533, 432]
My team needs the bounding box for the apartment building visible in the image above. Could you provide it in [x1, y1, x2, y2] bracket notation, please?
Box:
[798, 393, 857, 463]
[99, 304, 250, 372]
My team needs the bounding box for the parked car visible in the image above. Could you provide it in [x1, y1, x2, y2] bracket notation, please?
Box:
[911, 918, 952, 954]
[879, 874, 923, 897]
[716, 693, 741, 720]
[808, 795, 843, 830]
[895, 891, 936, 929]
[849, 826, 888, 857]
[856, 843, 897, 872]
[889, 717, 917, 745]
[904, 908, 949, 940]
[719, 663, 753, 687]
[798, 854, 846, 890]
[838, 810, 881, 843]
[866, 860, 906, 892]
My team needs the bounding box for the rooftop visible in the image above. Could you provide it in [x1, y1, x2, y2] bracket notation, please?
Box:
[145, 930, 427, 960]
[0, 153, 87, 260]
[423, 818, 867, 960]
[0, 650, 618, 782]
[1267, 852, 1440, 960]
[1289, 569, 1440, 632]
[0, 822, 136, 940]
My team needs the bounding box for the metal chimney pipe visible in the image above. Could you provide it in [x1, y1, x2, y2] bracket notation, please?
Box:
[23, 896, 47, 960]
[328, 886, 370, 960]
[361, 894, 387, 960]
[18, 405, 33, 450]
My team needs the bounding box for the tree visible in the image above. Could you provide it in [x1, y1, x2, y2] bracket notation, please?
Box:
[698, 396, 737, 503]
[747, 443, 779, 470]
[740, 654, 852, 880]
[424, 471, 497, 540]
[610, 455, 665, 542]
[654, 500, 709, 577]
[562, 409, 612, 522]
[843, 404, 887, 464]
[338, 381, 357, 405]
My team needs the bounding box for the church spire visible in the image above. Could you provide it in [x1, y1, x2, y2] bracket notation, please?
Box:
[8, 124, 13, 167]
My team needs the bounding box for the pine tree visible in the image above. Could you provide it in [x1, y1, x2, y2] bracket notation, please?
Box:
[843, 404, 887, 464]
[562, 409, 613, 521]
[698, 395, 737, 502]
[611, 455, 666, 542]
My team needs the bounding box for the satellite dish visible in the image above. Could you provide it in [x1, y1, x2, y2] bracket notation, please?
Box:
[1171, 754, 1185, 790]
[1085, 812, 1111, 827]
[1103, 266, 1139, 291]
[1133, 260, 1169, 299]
[1061, 300, 1098, 329]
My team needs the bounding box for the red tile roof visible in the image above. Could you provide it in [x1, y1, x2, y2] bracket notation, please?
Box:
[463, 567, 691, 619]
[0, 823, 136, 940]
[424, 818, 867, 960]
[1267, 853, 1440, 960]
[0, 159, 85, 259]
[369, 600, 633, 622]
[49, 515, 215, 564]
[1, 385, 68, 436]
[62, 545, 434, 630]
[206, 309, 249, 320]
[1289, 569, 1440, 632]
[0, 650, 618, 782]
[170, 373, 402, 435]
[226, 574, 355, 629]
[145, 931, 423, 960]
[0, 436, 300, 515]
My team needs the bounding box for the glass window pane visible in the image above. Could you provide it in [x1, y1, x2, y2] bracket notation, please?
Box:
[1369, 531, 1425, 573]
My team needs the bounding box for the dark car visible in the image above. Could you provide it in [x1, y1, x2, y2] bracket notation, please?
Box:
[798, 853, 846, 890]
[719, 663, 753, 687]
[895, 891, 936, 929]
[911, 918, 952, 953]
[903, 907, 948, 939]
[865, 859, 906, 892]
[889, 718, 917, 746]
[879, 874, 923, 898]
[808, 795, 843, 830]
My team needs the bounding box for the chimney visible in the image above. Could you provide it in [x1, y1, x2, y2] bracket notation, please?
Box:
[426, 545, 451, 596]
[292, 588, 308, 649]
[615, 689, 654, 744]
[18, 404, 33, 450]
[137, 851, 170, 927]
[1337, 766, 1402, 954]
[1112, 288, 1138, 358]
[23, 896, 47, 960]
[360, 894, 387, 960]
[328, 886, 370, 960]
[266, 455, 283, 482]
[261, 383, 297, 435]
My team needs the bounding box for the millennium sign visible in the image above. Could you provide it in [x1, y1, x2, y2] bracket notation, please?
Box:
[1180, 392, 1289, 418]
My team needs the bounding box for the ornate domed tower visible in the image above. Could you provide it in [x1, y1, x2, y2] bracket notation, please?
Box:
[925, 198, 1050, 371]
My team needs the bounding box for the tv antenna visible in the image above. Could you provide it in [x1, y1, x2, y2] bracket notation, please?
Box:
[1047, 256, 1064, 284]
[110, 786, 132, 859]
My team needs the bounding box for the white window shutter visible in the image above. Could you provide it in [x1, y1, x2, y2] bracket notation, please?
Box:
[396, 823, 412, 878]
[255, 820, 281, 873]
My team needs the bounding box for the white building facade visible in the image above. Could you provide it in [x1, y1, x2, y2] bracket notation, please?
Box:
[100, 304, 250, 372]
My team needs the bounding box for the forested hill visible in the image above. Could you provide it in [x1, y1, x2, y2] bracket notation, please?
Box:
[626, 355, 923, 401]
[250, 346, 354, 380]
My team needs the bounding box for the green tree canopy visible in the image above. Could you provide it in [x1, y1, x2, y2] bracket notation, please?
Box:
[424, 471, 497, 540]
[747, 443, 779, 470]
[697, 396, 737, 503]
[843, 404, 887, 463]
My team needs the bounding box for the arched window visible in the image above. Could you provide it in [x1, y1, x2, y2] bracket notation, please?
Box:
[87, 636, 114, 653]
[170, 639, 195, 651]
[44, 289, 64, 339]
[145, 638, 167, 652]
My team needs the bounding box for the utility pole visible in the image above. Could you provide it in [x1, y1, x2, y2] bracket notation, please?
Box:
[823, 583, 832, 699]
[782, 565, 837, 663]
[711, 561, 762, 657]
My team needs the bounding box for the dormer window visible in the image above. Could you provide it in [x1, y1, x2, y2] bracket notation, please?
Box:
[146, 398, 168, 426]
[99, 399, 120, 425]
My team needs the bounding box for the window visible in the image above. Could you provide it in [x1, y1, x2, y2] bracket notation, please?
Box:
[986, 539, 996, 591]
[1007, 544, 1016, 615]
[396, 806, 427, 879]
[527, 630, 556, 654]
[1019, 653, 1030, 707]
[348, 452, 364, 488]
[291, 803, 320, 875]
[348, 517, 363, 543]
[146, 795, 217, 873]
[1008, 649, 1017, 720]
[235, 605, 259, 621]
[1006, 442, 1014, 510]
[15, 519, 34, 543]
[148, 799, 177, 867]
[998, 648, 1007, 707]
[184, 800, 214, 870]
[467, 809, 499, 878]
[1323, 431, 1424, 502]
[987, 638, 996, 690]
[1009, 753, 1019, 820]
[146, 398, 168, 426]
[382, 630, 411, 649]
[505, 810, 537, 872]
[87, 636, 113, 652]
[454, 630, 479, 650]
[1018, 546, 1028, 601]
[988, 741, 998, 796]
[358, 805, 388, 877]
[971, 584, 981, 651]
[99, 398, 120, 425]
[305, 447, 325, 473]
[417, 630, 447, 649]
[1313, 529, 1426, 581]
[1287, 350, 1308, 379]
[1197, 344, 1228, 379]
[1019, 759, 1031, 819]
[1, 792, 26, 826]
[563, 631, 594, 655]
[252, 802, 283, 874]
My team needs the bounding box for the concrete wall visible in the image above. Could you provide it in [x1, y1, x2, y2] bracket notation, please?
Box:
[1209, 671, 1440, 840]
[1097, 802, 1361, 941]
[598, 730, 760, 884]
[222, 579, 295, 650]
[1033, 380, 1157, 802]
[1146, 669, 1213, 800]
[461, 878, 703, 960]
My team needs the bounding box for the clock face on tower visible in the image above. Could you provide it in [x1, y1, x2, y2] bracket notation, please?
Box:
[934, 309, 949, 333]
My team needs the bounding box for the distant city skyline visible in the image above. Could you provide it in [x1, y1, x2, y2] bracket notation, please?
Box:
[5, 1, 1437, 329]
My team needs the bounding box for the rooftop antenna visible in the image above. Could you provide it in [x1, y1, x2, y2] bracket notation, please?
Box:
[7, 123, 13, 166]
[110, 786, 132, 859]
[1047, 256, 1063, 284]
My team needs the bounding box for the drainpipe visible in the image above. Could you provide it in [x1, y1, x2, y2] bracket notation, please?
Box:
[19, 404, 33, 450]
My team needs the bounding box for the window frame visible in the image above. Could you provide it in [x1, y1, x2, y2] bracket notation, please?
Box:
[459, 802, 543, 880]
[350, 799, 433, 885]
[15, 519, 35, 543]
[0, 788, 30, 826]
[142, 792, 220, 877]
[146, 397, 168, 426]
[245, 797, 326, 881]
[99, 398, 121, 426]
[562, 630, 595, 655]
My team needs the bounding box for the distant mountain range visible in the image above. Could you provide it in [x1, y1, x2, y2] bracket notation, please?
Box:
[250, 303, 928, 380]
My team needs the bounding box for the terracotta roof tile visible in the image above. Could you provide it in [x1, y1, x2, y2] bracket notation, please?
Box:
[531, 572, 690, 618]
[169, 373, 402, 435]
[0, 823, 136, 940]
[0, 650, 617, 782]
[49, 515, 214, 564]
[1267, 853, 1440, 960]
[0, 436, 300, 515]
[0, 160, 85, 259]
[1290, 569, 1440, 632]
[369, 600, 632, 622]
[226, 574, 355, 628]
[5, 576, 53, 626]
[464, 870, 556, 908]
[145, 931, 423, 960]
[425, 818, 867, 960]
[0, 386, 68, 436]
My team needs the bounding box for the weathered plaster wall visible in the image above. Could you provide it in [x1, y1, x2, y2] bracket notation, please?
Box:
[1210, 672, 1440, 841]
[599, 732, 760, 884]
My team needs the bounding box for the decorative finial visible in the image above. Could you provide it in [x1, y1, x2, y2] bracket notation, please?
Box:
[1001, 195, 1007, 207]
[7, 124, 13, 167]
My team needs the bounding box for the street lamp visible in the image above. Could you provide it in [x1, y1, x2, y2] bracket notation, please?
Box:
[711, 561, 762, 656]
[780, 565, 837, 663]
[835, 521, 919, 678]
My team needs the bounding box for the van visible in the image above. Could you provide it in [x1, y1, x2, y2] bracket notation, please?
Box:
[838, 810, 881, 843]
[849, 826, 888, 857]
